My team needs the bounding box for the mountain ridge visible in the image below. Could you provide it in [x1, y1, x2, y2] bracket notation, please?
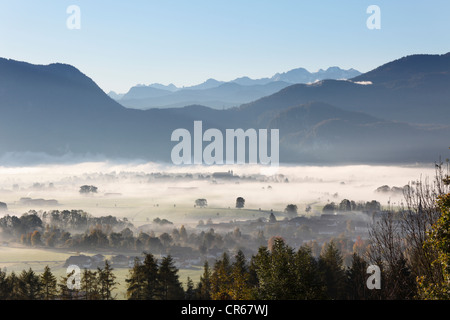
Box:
[113, 66, 362, 110]
[0, 53, 449, 164]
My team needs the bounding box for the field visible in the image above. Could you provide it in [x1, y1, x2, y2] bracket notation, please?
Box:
[0, 162, 437, 299]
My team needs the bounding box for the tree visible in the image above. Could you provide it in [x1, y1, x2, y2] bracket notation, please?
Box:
[30, 230, 42, 246]
[195, 199, 208, 208]
[81, 269, 101, 300]
[0, 268, 9, 300]
[418, 192, 450, 299]
[97, 260, 117, 300]
[284, 204, 298, 217]
[79, 185, 98, 194]
[58, 269, 80, 300]
[197, 261, 212, 300]
[230, 250, 252, 299]
[40, 265, 57, 300]
[269, 212, 277, 223]
[179, 225, 188, 242]
[210, 252, 233, 300]
[141, 253, 160, 299]
[185, 277, 196, 300]
[319, 241, 346, 299]
[339, 199, 352, 212]
[126, 253, 160, 300]
[159, 232, 173, 249]
[18, 268, 42, 300]
[6, 272, 21, 300]
[368, 212, 417, 299]
[294, 246, 326, 299]
[158, 255, 184, 300]
[236, 197, 245, 209]
[322, 202, 337, 213]
[126, 257, 145, 300]
[345, 253, 371, 300]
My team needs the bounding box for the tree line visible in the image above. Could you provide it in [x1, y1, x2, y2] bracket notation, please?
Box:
[1, 162, 449, 300]
[0, 262, 117, 300]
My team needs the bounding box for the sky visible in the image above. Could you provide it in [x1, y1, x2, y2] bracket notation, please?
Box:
[0, 1, 449, 93]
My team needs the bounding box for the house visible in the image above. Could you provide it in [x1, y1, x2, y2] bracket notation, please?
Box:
[0, 202, 7, 211]
[212, 170, 238, 180]
[111, 254, 129, 268]
[91, 254, 105, 267]
[19, 197, 59, 206]
[64, 255, 92, 268]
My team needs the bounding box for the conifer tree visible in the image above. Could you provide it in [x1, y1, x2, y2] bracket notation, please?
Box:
[158, 255, 184, 300]
[0, 269, 9, 300]
[319, 241, 346, 299]
[81, 269, 101, 300]
[40, 265, 57, 300]
[184, 277, 195, 300]
[18, 268, 41, 300]
[98, 260, 117, 300]
[197, 260, 212, 300]
[230, 250, 252, 299]
[126, 257, 146, 300]
[210, 252, 232, 300]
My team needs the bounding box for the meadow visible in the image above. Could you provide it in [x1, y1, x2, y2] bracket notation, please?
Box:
[0, 161, 438, 299]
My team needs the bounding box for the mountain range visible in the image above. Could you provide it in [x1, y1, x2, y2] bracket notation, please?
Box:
[0, 53, 449, 165]
[111, 67, 361, 110]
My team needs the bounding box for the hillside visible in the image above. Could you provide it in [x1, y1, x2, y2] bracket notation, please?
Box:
[240, 53, 450, 125]
[0, 54, 449, 164]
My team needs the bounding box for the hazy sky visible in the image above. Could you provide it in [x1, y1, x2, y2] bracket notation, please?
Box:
[1, 1, 449, 93]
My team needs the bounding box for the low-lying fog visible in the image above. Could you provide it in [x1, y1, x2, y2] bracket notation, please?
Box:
[0, 161, 438, 226]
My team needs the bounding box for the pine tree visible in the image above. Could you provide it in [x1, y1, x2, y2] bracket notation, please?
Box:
[197, 260, 212, 300]
[17, 268, 42, 300]
[98, 260, 117, 300]
[319, 241, 346, 299]
[142, 253, 160, 299]
[58, 269, 80, 300]
[7, 272, 21, 300]
[158, 255, 184, 300]
[230, 250, 252, 299]
[0, 268, 9, 300]
[210, 252, 233, 300]
[81, 269, 101, 300]
[184, 277, 195, 300]
[345, 253, 370, 300]
[294, 246, 326, 299]
[40, 265, 57, 300]
[126, 257, 146, 300]
[268, 238, 297, 299]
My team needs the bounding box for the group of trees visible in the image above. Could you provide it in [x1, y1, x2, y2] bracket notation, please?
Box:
[0, 210, 133, 249]
[195, 197, 246, 208]
[364, 161, 450, 300]
[2, 161, 450, 300]
[191, 238, 386, 300]
[323, 199, 381, 213]
[79, 185, 98, 194]
[126, 254, 184, 300]
[0, 240, 375, 300]
[0, 263, 117, 300]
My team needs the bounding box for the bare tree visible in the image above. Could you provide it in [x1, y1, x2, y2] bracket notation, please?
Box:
[368, 160, 450, 299]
